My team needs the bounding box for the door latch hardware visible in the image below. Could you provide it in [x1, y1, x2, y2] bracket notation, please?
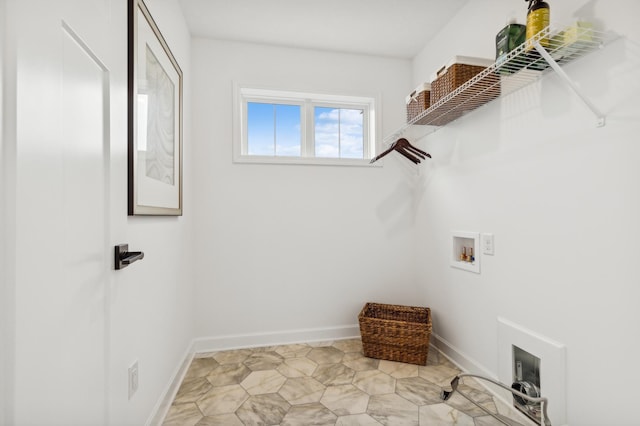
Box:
[115, 244, 144, 270]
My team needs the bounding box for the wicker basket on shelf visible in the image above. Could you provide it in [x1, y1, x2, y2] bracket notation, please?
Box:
[406, 83, 431, 124]
[358, 302, 432, 365]
[430, 56, 500, 107]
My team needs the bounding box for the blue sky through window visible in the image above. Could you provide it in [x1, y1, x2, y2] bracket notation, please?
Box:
[315, 107, 364, 159]
[246, 100, 365, 159]
[247, 102, 301, 156]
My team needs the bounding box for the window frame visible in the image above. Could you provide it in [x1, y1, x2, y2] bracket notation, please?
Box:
[233, 84, 380, 166]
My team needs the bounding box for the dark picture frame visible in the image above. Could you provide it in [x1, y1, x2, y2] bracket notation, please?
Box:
[128, 0, 183, 215]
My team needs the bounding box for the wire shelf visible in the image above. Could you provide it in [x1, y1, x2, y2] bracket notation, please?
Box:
[386, 23, 613, 144]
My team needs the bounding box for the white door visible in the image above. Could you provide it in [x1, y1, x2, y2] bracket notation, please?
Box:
[11, 1, 112, 424]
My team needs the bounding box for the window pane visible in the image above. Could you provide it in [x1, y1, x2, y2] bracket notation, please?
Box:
[314, 107, 339, 158]
[248, 102, 301, 157]
[247, 102, 275, 155]
[339, 108, 364, 159]
[275, 104, 301, 156]
[314, 107, 364, 159]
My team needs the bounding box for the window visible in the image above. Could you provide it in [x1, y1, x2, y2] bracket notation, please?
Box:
[247, 102, 301, 157]
[234, 86, 378, 166]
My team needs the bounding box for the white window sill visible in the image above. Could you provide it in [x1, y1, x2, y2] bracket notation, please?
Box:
[233, 155, 382, 168]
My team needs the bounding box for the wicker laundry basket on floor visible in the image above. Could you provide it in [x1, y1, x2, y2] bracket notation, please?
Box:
[358, 302, 432, 366]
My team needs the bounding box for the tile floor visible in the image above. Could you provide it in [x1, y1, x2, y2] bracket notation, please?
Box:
[162, 339, 526, 426]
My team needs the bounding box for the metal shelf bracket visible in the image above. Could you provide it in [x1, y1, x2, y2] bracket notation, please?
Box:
[533, 41, 605, 127]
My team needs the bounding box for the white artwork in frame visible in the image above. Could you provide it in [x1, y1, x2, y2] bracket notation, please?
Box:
[128, 0, 183, 215]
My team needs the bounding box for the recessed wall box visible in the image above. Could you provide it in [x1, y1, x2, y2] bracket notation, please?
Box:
[451, 231, 480, 273]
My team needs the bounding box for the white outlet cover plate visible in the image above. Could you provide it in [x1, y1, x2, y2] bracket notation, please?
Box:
[481, 233, 494, 255]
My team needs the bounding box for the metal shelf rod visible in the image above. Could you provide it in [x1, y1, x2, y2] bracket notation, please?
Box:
[533, 40, 606, 127]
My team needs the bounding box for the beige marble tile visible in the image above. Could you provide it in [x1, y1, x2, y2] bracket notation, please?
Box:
[307, 346, 345, 364]
[427, 348, 441, 365]
[164, 339, 525, 426]
[194, 413, 244, 426]
[378, 360, 419, 379]
[419, 403, 475, 426]
[495, 398, 531, 424]
[332, 338, 364, 353]
[194, 351, 219, 359]
[461, 377, 488, 392]
[173, 378, 213, 405]
[240, 369, 287, 395]
[352, 370, 396, 395]
[336, 413, 383, 425]
[418, 364, 460, 388]
[434, 353, 457, 369]
[307, 340, 335, 347]
[250, 345, 278, 352]
[320, 384, 369, 416]
[197, 384, 249, 416]
[277, 356, 318, 378]
[206, 363, 251, 387]
[242, 350, 284, 371]
[162, 402, 203, 426]
[368, 393, 419, 426]
[395, 377, 444, 406]
[212, 348, 252, 365]
[275, 343, 312, 358]
[278, 377, 326, 405]
[443, 387, 497, 418]
[474, 414, 525, 426]
[280, 402, 337, 426]
[313, 363, 355, 386]
[342, 352, 380, 372]
[184, 358, 220, 381]
[235, 393, 291, 425]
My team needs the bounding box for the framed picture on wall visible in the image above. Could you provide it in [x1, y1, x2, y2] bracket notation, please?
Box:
[128, 0, 183, 215]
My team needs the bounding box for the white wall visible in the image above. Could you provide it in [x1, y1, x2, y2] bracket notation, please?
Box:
[412, 1, 640, 424]
[191, 39, 419, 347]
[0, 0, 8, 422]
[108, 1, 195, 424]
[2, 0, 194, 424]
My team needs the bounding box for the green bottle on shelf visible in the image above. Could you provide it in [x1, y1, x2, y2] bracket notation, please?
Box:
[495, 18, 526, 75]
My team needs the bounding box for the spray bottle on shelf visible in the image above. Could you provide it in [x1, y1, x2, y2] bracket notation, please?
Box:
[525, 0, 550, 51]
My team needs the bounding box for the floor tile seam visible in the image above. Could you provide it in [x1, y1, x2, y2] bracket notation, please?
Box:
[317, 392, 366, 420]
[193, 383, 248, 415]
[161, 400, 200, 419]
[392, 384, 447, 409]
[168, 399, 206, 421]
[363, 392, 420, 424]
[316, 380, 376, 418]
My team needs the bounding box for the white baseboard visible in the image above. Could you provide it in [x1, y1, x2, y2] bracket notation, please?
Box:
[192, 324, 360, 353]
[146, 324, 361, 425]
[430, 332, 497, 379]
[145, 343, 195, 426]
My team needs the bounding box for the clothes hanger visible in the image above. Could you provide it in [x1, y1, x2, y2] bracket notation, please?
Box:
[369, 138, 431, 164]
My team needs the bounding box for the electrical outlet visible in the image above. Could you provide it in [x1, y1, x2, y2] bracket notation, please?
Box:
[128, 361, 139, 400]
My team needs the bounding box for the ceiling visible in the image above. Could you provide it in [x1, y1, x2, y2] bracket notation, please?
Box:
[178, 0, 469, 59]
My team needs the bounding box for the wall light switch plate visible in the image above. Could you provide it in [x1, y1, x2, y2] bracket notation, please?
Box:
[482, 233, 495, 255]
